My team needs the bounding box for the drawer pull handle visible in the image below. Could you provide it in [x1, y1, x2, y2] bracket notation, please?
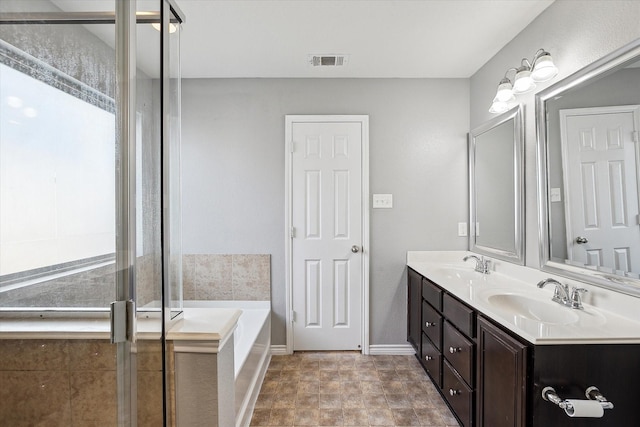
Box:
[449, 346, 462, 354]
[449, 388, 460, 396]
[425, 321, 436, 328]
[424, 355, 433, 361]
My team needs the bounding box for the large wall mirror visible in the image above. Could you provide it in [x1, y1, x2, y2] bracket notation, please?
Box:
[469, 105, 525, 264]
[537, 38, 640, 296]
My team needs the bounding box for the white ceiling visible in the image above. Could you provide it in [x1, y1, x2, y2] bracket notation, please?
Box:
[176, 0, 555, 79]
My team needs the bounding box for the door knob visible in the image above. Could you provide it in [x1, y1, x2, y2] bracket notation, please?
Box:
[576, 236, 588, 244]
[351, 245, 360, 253]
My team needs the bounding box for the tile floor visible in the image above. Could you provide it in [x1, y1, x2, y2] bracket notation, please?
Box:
[250, 352, 460, 426]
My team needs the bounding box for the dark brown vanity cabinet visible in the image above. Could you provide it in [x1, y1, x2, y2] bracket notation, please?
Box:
[477, 316, 527, 427]
[408, 268, 475, 426]
[407, 268, 422, 352]
[408, 267, 640, 427]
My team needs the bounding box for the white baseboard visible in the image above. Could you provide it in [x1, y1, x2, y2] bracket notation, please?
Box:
[270, 344, 289, 355]
[270, 344, 415, 356]
[368, 344, 416, 355]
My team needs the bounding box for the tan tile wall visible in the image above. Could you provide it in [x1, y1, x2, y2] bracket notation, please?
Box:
[183, 254, 271, 301]
[0, 339, 165, 427]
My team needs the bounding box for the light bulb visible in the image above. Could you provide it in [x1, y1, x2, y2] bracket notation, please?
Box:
[495, 79, 514, 103]
[532, 54, 558, 82]
[489, 97, 509, 114]
[513, 68, 536, 94]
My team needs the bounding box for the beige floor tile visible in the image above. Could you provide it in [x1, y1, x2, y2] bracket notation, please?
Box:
[320, 370, 340, 382]
[367, 408, 396, 426]
[319, 393, 342, 409]
[251, 408, 271, 426]
[252, 352, 457, 426]
[320, 380, 341, 394]
[391, 408, 421, 426]
[319, 408, 343, 426]
[270, 408, 295, 425]
[296, 393, 319, 408]
[362, 393, 388, 409]
[343, 408, 369, 426]
[295, 408, 319, 425]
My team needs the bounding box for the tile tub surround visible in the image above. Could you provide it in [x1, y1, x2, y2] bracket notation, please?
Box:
[0, 339, 164, 427]
[250, 352, 459, 427]
[0, 308, 241, 427]
[183, 254, 271, 301]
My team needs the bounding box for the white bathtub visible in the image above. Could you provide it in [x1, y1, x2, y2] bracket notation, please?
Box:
[183, 300, 271, 427]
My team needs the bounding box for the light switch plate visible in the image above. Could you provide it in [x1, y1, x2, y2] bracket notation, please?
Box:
[372, 194, 393, 209]
[458, 222, 467, 237]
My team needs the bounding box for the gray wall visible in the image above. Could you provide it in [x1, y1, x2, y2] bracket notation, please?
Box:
[181, 78, 470, 346]
[470, 0, 640, 269]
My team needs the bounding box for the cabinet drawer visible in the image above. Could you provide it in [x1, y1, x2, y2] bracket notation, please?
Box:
[443, 360, 473, 427]
[420, 333, 442, 388]
[422, 278, 442, 311]
[443, 321, 474, 386]
[443, 293, 475, 337]
[422, 301, 442, 350]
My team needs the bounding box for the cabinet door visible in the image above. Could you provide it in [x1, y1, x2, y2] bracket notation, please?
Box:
[407, 268, 422, 352]
[477, 316, 528, 427]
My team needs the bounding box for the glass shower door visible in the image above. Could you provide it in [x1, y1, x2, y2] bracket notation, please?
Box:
[0, 0, 183, 425]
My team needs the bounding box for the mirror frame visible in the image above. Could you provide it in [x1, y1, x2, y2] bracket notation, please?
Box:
[469, 105, 525, 265]
[536, 38, 640, 296]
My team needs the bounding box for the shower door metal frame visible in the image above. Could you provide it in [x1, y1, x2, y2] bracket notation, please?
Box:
[0, 1, 185, 425]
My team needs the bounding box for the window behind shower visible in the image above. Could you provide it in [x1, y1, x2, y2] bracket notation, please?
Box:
[0, 11, 166, 310]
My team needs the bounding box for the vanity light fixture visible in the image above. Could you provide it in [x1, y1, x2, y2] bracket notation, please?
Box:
[489, 49, 558, 113]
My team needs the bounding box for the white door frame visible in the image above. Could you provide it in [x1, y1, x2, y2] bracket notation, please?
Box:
[284, 115, 370, 355]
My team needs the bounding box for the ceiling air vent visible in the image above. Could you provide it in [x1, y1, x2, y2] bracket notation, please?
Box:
[308, 54, 349, 67]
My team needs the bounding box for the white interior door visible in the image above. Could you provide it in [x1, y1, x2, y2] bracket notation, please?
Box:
[560, 106, 640, 274]
[289, 118, 364, 351]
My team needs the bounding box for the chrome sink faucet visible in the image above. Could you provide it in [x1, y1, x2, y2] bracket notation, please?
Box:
[537, 278, 588, 309]
[463, 255, 491, 274]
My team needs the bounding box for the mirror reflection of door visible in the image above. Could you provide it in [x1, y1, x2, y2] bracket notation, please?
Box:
[560, 105, 640, 274]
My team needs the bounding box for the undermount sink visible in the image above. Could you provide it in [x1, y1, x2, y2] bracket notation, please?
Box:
[486, 293, 579, 325]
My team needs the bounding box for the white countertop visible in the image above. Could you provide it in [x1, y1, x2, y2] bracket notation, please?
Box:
[0, 308, 242, 344]
[408, 251, 640, 345]
[166, 308, 241, 342]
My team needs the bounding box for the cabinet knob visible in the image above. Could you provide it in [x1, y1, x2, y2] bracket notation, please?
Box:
[449, 389, 460, 396]
[425, 321, 435, 328]
[424, 355, 433, 361]
[449, 346, 462, 354]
